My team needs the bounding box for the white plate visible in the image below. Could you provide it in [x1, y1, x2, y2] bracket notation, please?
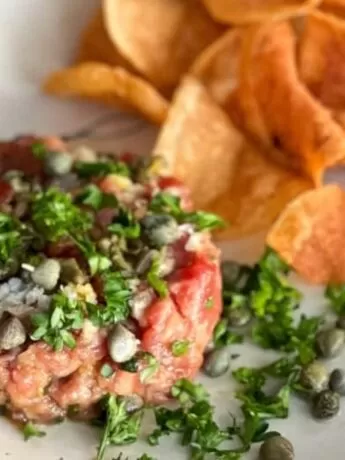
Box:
[0, 1, 344, 459]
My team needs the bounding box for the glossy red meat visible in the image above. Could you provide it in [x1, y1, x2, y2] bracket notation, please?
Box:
[0, 139, 222, 423]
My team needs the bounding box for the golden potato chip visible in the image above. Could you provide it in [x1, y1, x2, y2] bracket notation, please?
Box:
[190, 29, 243, 106]
[205, 143, 312, 239]
[153, 77, 243, 208]
[320, 0, 345, 18]
[227, 21, 345, 185]
[76, 9, 135, 71]
[299, 12, 345, 110]
[201, 0, 321, 25]
[103, 0, 225, 90]
[43, 63, 169, 125]
[267, 184, 345, 283]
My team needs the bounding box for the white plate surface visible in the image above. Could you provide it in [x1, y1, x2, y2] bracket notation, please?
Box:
[0, 2, 345, 459]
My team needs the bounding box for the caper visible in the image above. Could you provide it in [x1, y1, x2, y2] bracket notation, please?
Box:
[130, 288, 154, 321]
[221, 261, 251, 291]
[227, 307, 252, 327]
[202, 347, 230, 378]
[44, 151, 73, 176]
[316, 328, 345, 358]
[336, 315, 345, 330]
[59, 258, 86, 284]
[299, 361, 329, 393]
[0, 316, 26, 350]
[31, 259, 61, 291]
[259, 435, 294, 460]
[72, 145, 97, 163]
[329, 369, 345, 395]
[140, 214, 179, 248]
[312, 390, 340, 419]
[121, 394, 144, 413]
[108, 324, 139, 363]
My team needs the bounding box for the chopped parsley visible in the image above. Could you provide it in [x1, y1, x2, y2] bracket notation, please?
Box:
[147, 254, 168, 298]
[74, 160, 130, 179]
[75, 184, 118, 210]
[171, 340, 190, 357]
[31, 292, 85, 351]
[108, 207, 141, 239]
[0, 213, 23, 264]
[31, 141, 48, 159]
[88, 272, 131, 327]
[139, 353, 159, 383]
[325, 284, 345, 315]
[100, 364, 115, 379]
[205, 297, 214, 309]
[96, 395, 143, 460]
[149, 192, 224, 232]
[213, 319, 243, 348]
[32, 187, 92, 242]
[22, 422, 46, 441]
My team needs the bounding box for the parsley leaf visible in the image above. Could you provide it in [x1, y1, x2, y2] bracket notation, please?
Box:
[147, 254, 168, 298]
[31, 141, 48, 159]
[139, 352, 159, 383]
[75, 184, 118, 210]
[96, 395, 143, 460]
[88, 272, 131, 327]
[74, 235, 112, 275]
[32, 187, 92, 242]
[108, 207, 141, 239]
[171, 340, 190, 357]
[22, 422, 46, 441]
[325, 284, 345, 315]
[0, 213, 23, 264]
[149, 192, 224, 232]
[100, 363, 114, 378]
[31, 292, 85, 351]
[74, 160, 130, 179]
[213, 319, 243, 348]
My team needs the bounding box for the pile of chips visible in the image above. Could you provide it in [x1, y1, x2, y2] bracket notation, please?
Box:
[44, 0, 345, 283]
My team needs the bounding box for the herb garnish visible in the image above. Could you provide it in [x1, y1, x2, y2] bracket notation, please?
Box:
[213, 319, 243, 348]
[100, 363, 115, 379]
[147, 254, 168, 298]
[108, 207, 141, 239]
[325, 284, 345, 315]
[75, 184, 118, 210]
[171, 340, 190, 357]
[96, 395, 143, 460]
[149, 192, 224, 231]
[74, 160, 130, 179]
[0, 213, 24, 264]
[31, 292, 85, 351]
[32, 188, 92, 242]
[88, 272, 131, 327]
[22, 422, 46, 441]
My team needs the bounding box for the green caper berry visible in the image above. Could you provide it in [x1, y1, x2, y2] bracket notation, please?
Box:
[299, 361, 329, 393]
[312, 390, 340, 419]
[329, 369, 345, 396]
[316, 328, 345, 358]
[203, 347, 230, 378]
[259, 435, 294, 460]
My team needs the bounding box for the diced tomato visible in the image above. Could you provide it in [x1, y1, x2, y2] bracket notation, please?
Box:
[0, 180, 14, 204]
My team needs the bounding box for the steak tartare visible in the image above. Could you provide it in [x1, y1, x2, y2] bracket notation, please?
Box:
[0, 136, 222, 426]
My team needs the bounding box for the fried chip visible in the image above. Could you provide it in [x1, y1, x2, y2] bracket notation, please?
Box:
[76, 9, 134, 70]
[204, 143, 312, 239]
[190, 29, 243, 106]
[267, 184, 345, 283]
[299, 12, 345, 110]
[226, 21, 345, 185]
[201, 0, 321, 25]
[320, 0, 345, 18]
[103, 0, 225, 90]
[153, 77, 243, 208]
[43, 63, 169, 125]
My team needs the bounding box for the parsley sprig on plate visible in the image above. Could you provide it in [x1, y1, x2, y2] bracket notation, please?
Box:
[149, 192, 225, 232]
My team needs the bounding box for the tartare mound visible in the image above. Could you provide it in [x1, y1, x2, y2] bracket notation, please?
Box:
[0, 137, 222, 423]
